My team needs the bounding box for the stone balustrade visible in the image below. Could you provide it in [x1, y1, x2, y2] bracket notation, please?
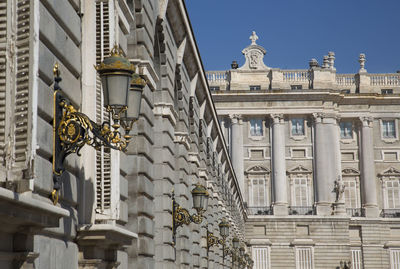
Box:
[369, 73, 400, 86]
[282, 70, 309, 82]
[207, 68, 400, 93]
[336, 74, 356, 86]
[206, 70, 227, 83]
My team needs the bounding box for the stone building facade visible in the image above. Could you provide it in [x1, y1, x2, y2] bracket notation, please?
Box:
[208, 32, 400, 269]
[0, 0, 246, 268]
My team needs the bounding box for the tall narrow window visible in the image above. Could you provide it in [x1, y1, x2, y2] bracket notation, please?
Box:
[291, 119, 305, 136]
[95, 1, 113, 217]
[340, 122, 353, 139]
[295, 247, 314, 269]
[351, 249, 363, 269]
[252, 247, 270, 269]
[385, 179, 400, 209]
[293, 178, 310, 206]
[382, 120, 396, 138]
[250, 179, 267, 207]
[390, 249, 400, 269]
[344, 179, 359, 208]
[250, 119, 263, 136]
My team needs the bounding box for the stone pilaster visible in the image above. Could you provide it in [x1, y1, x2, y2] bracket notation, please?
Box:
[271, 114, 288, 215]
[313, 113, 340, 215]
[230, 115, 245, 197]
[359, 117, 379, 217]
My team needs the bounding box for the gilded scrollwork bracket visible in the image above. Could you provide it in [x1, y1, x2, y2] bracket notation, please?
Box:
[52, 64, 130, 205]
[172, 190, 205, 245]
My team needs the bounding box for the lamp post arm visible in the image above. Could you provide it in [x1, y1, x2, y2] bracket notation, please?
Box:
[52, 68, 131, 205]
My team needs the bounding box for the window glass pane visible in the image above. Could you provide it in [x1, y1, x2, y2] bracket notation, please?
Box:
[250, 119, 263, 136]
[340, 122, 353, 139]
[386, 179, 400, 209]
[291, 119, 305, 136]
[383, 120, 396, 138]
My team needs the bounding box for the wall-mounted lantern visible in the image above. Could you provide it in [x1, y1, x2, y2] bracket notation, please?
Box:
[172, 184, 209, 245]
[52, 45, 146, 204]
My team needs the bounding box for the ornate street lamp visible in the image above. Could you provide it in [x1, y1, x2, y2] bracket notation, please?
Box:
[52, 45, 146, 204]
[172, 184, 209, 245]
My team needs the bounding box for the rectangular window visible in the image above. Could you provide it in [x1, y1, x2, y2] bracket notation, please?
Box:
[340, 122, 353, 139]
[344, 178, 359, 208]
[390, 249, 400, 269]
[341, 89, 351, 94]
[250, 179, 267, 207]
[382, 120, 396, 138]
[385, 152, 398, 161]
[210, 86, 220, 91]
[250, 85, 261, 90]
[252, 247, 270, 269]
[386, 180, 400, 209]
[293, 178, 310, 206]
[351, 249, 363, 269]
[382, 89, 393, 95]
[250, 119, 263, 136]
[295, 247, 314, 269]
[291, 85, 303, 90]
[291, 119, 305, 136]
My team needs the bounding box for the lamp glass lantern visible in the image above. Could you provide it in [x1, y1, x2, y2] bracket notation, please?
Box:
[96, 45, 135, 112]
[239, 247, 245, 256]
[124, 73, 145, 122]
[219, 219, 230, 238]
[232, 237, 239, 249]
[191, 184, 209, 213]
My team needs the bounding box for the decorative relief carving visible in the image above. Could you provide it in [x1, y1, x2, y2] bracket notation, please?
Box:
[342, 168, 360, 175]
[379, 167, 400, 177]
[245, 165, 270, 174]
[238, 31, 269, 70]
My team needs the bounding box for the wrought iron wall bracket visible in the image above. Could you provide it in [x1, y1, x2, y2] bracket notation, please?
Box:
[51, 64, 131, 205]
[172, 191, 204, 245]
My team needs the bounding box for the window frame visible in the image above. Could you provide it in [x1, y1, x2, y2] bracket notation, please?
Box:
[249, 118, 264, 139]
[380, 119, 398, 142]
[390, 248, 400, 269]
[295, 246, 314, 269]
[340, 121, 354, 140]
[252, 246, 271, 269]
[290, 118, 306, 140]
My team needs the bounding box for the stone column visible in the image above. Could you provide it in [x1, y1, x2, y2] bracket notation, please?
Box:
[313, 113, 340, 215]
[359, 117, 379, 217]
[230, 115, 245, 197]
[271, 114, 288, 215]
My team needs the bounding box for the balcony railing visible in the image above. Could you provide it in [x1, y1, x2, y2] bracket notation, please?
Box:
[336, 74, 356, 86]
[346, 208, 364, 217]
[381, 209, 400, 218]
[206, 71, 227, 83]
[282, 70, 309, 82]
[289, 206, 315, 215]
[246, 206, 273, 216]
[369, 74, 400, 86]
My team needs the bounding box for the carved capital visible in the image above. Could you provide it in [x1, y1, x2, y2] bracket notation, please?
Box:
[270, 113, 284, 124]
[359, 116, 373, 127]
[229, 114, 242, 124]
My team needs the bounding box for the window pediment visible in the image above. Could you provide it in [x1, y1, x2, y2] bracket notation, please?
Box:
[245, 165, 270, 174]
[287, 165, 311, 174]
[342, 168, 360, 176]
[379, 167, 400, 177]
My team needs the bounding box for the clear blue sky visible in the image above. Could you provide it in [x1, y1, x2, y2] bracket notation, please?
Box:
[185, 0, 400, 74]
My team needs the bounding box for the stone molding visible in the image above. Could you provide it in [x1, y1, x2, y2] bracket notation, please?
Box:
[229, 114, 243, 124]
